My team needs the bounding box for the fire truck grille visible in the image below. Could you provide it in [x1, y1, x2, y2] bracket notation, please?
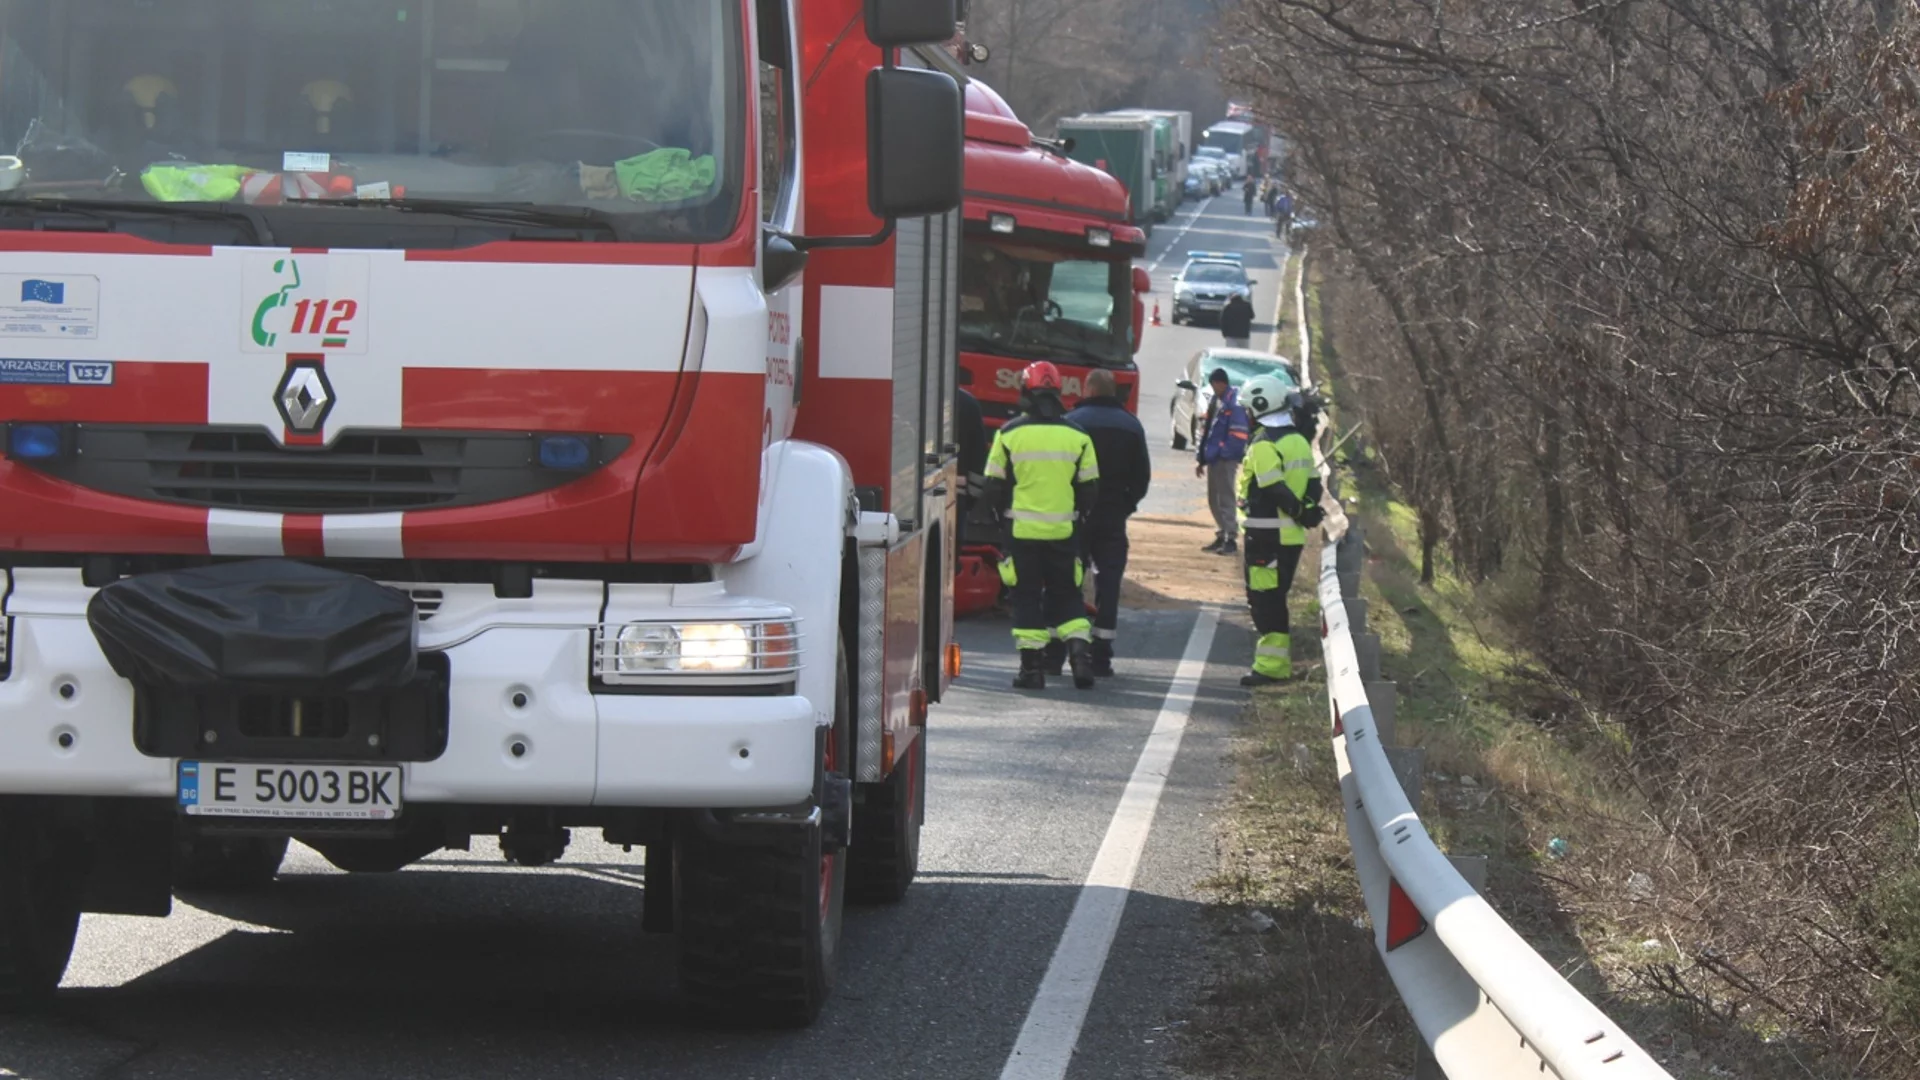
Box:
[12, 425, 630, 513]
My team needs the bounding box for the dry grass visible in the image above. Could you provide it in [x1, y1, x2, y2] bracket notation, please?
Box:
[1173, 267, 1847, 1079]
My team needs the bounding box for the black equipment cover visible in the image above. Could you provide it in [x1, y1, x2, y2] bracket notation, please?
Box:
[87, 560, 418, 693]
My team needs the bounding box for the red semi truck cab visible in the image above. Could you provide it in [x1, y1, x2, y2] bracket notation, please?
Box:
[0, 0, 965, 1025]
[958, 82, 1148, 429]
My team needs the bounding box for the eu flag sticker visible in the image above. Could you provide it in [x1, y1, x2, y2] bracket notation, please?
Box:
[20, 279, 64, 304]
[0, 274, 97, 339]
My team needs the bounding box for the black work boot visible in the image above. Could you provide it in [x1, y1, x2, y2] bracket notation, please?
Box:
[1068, 640, 1096, 690]
[1013, 650, 1047, 690]
[1043, 640, 1067, 677]
[1088, 640, 1117, 678]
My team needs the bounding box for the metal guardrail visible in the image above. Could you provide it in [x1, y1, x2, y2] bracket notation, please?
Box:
[1290, 250, 1677, 1079]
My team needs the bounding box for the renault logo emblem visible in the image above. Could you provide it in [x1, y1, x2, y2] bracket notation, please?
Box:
[274, 363, 334, 433]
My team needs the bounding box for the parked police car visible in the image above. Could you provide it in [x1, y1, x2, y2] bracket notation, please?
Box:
[1171, 251, 1254, 326]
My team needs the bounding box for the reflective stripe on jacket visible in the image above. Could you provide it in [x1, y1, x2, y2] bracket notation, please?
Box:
[1237, 427, 1314, 546]
[984, 417, 1100, 541]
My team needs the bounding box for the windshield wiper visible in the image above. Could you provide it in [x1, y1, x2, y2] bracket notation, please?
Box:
[298, 197, 623, 238]
[7, 196, 275, 244]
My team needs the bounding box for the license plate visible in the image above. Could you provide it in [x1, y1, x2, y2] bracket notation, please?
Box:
[177, 761, 402, 820]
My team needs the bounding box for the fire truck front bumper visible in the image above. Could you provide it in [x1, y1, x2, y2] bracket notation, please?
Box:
[0, 571, 820, 809]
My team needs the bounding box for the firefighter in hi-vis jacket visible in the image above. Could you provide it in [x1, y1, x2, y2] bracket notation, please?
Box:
[983, 361, 1101, 691]
[1235, 375, 1325, 686]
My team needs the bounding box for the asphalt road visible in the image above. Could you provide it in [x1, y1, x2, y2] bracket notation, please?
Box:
[1131, 196, 1295, 522]
[0, 200, 1282, 1080]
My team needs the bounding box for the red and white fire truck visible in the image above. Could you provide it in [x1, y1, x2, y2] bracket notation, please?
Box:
[958, 81, 1148, 429]
[0, 0, 964, 1026]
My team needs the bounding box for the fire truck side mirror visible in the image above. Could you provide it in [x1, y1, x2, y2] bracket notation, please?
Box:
[762, 228, 808, 294]
[867, 68, 963, 219]
[865, 0, 957, 47]
[1132, 266, 1151, 294]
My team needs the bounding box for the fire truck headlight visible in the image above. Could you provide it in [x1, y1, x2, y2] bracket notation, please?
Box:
[989, 212, 1016, 234]
[597, 619, 802, 685]
[678, 622, 752, 672]
[615, 624, 681, 672]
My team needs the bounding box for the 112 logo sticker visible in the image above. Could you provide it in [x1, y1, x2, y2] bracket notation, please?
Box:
[242, 255, 370, 353]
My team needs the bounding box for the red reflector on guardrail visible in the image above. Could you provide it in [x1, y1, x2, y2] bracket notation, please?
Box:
[1385, 876, 1427, 950]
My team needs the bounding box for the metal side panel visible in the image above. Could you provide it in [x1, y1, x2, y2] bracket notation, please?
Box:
[856, 543, 887, 782]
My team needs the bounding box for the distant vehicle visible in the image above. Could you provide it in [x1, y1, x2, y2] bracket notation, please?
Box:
[1183, 172, 1206, 200]
[1058, 113, 1160, 228]
[1201, 121, 1254, 178]
[1172, 251, 1254, 325]
[1169, 347, 1300, 451]
[1190, 159, 1225, 195]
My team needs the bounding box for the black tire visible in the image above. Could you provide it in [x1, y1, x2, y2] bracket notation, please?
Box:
[847, 729, 924, 905]
[174, 835, 288, 892]
[0, 816, 83, 1012]
[675, 642, 850, 1027]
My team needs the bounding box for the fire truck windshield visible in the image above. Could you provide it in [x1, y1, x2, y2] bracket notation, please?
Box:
[0, 0, 742, 239]
[958, 242, 1131, 369]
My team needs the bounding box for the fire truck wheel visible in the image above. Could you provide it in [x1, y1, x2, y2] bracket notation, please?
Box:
[847, 730, 924, 905]
[0, 816, 83, 1012]
[173, 835, 289, 892]
[674, 641, 850, 1026]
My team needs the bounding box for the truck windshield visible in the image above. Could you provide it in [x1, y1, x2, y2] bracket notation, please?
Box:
[0, 0, 741, 239]
[1202, 130, 1245, 154]
[959, 242, 1131, 370]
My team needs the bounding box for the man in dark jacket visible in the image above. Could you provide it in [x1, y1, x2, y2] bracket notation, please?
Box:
[1220, 293, 1254, 348]
[1195, 367, 1251, 554]
[1064, 369, 1151, 677]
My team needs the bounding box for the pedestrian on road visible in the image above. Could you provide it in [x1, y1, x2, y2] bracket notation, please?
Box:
[1195, 368, 1250, 555]
[1274, 191, 1294, 239]
[983, 361, 1101, 691]
[1065, 369, 1151, 677]
[1242, 176, 1256, 215]
[1263, 182, 1279, 219]
[953, 378, 989, 555]
[1220, 292, 1254, 348]
[1235, 376, 1325, 687]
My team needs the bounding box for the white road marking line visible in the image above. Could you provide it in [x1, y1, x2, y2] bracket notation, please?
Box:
[1144, 196, 1214, 276]
[999, 607, 1223, 1080]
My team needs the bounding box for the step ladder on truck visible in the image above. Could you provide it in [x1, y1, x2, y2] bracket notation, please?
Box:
[0, 0, 967, 1027]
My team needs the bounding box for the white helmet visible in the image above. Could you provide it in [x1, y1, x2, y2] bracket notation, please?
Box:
[1240, 374, 1294, 427]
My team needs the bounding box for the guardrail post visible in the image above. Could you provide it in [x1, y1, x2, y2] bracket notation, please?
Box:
[1339, 569, 1362, 601]
[1336, 520, 1365, 574]
[1383, 745, 1425, 810]
[1365, 680, 1396, 745]
[1354, 631, 1382, 681]
[1346, 596, 1368, 638]
[1412, 853, 1488, 1080]
[1447, 854, 1487, 891]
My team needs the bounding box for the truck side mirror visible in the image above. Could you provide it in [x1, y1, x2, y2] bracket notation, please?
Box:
[868, 68, 963, 218]
[1132, 266, 1151, 294]
[865, 0, 957, 47]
